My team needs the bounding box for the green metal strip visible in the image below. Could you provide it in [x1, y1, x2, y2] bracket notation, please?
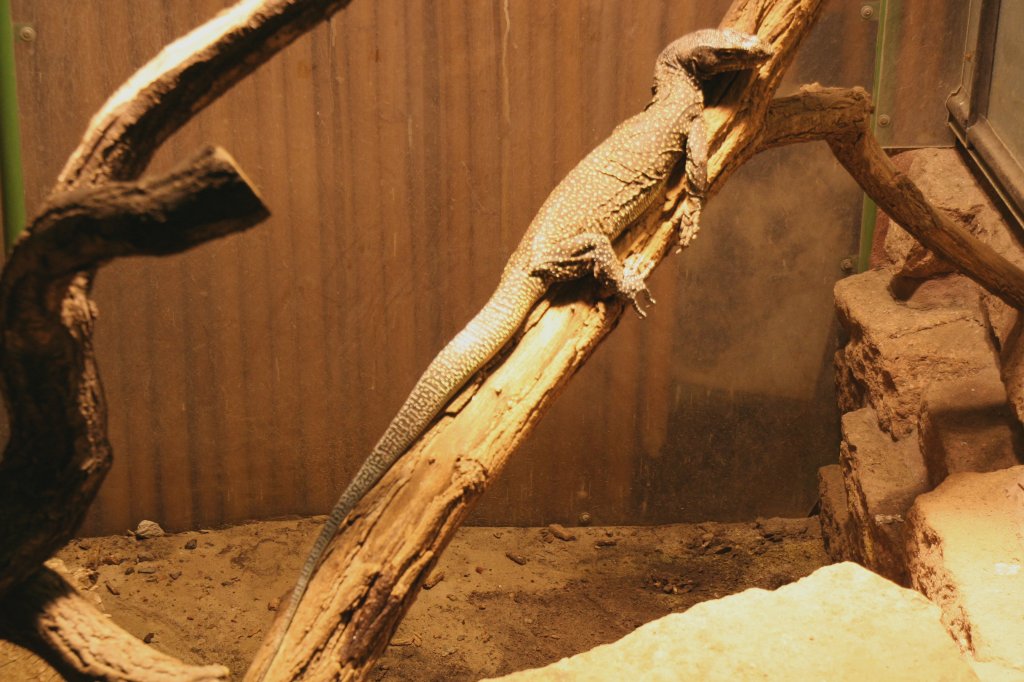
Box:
[0, 0, 26, 254]
[858, 0, 891, 272]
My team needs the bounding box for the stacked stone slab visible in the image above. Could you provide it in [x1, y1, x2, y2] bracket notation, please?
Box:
[906, 467, 1024, 680]
[824, 148, 1024, 680]
[837, 406, 928, 585]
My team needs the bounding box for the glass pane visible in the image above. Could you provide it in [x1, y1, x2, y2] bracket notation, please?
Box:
[988, 0, 1024, 165]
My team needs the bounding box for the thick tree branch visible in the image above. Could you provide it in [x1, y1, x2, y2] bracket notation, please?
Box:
[12, 146, 266, 279]
[0, 0, 349, 679]
[0, 145, 266, 596]
[758, 85, 872, 150]
[1, 567, 229, 682]
[0, 150, 267, 671]
[247, 1, 827, 679]
[826, 119, 1024, 310]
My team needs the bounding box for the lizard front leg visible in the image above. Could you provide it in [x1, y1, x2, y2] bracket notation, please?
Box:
[670, 114, 708, 251]
[529, 233, 654, 316]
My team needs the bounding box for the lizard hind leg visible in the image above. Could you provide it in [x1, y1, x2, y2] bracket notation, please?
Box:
[529, 232, 654, 317]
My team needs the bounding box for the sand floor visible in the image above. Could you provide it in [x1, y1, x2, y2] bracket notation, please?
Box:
[0, 516, 828, 680]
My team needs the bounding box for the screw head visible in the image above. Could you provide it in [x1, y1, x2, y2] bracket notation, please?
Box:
[877, 114, 892, 128]
[577, 512, 593, 526]
[860, 5, 875, 19]
[840, 257, 855, 273]
[17, 25, 36, 42]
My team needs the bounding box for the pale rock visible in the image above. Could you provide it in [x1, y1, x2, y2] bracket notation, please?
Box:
[133, 519, 165, 539]
[839, 407, 929, 584]
[906, 466, 1024, 680]
[489, 563, 977, 681]
[918, 368, 1022, 487]
[835, 270, 995, 438]
[818, 464, 859, 563]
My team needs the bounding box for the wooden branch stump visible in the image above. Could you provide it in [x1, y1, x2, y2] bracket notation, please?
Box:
[0, 146, 267, 596]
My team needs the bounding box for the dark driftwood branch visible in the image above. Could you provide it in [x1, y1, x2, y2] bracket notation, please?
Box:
[0, 0, 349, 679]
[13, 146, 266, 277]
[0, 567, 229, 682]
[0, 145, 266, 596]
[58, 0, 353, 189]
[758, 84, 1024, 310]
[0, 148, 264, 681]
[246, 0, 826, 679]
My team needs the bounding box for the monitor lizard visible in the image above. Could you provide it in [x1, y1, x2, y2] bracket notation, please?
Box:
[260, 28, 770, 677]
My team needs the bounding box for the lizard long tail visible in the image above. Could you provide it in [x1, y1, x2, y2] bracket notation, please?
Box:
[262, 271, 545, 676]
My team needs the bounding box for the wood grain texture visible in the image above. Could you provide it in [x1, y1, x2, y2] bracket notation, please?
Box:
[9, 0, 876, 533]
[1, 567, 229, 681]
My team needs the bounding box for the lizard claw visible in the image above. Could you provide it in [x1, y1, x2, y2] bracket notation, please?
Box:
[628, 286, 656, 318]
[621, 257, 654, 318]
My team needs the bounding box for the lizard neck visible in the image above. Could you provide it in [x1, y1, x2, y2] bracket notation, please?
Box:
[650, 70, 703, 109]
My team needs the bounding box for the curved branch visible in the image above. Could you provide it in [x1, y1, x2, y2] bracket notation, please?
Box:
[0, 1, 351, 678]
[14, 146, 267, 278]
[0, 145, 267, 597]
[756, 84, 1024, 310]
[1, 567, 229, 682]
[58, 0, 352, 189]
[758, 84, 872, 150]
[826, 118, 1024, 310]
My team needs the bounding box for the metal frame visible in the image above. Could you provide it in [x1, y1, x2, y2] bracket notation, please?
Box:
[947, 0, 1024, 229]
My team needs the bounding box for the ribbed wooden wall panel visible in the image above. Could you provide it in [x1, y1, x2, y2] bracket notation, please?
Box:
[8, 0, 876, 534]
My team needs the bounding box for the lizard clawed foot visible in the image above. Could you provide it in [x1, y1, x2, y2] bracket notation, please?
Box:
[669, 197, 702, 253]
[621, 256, 654, 318]
[626, 285, 656, 318]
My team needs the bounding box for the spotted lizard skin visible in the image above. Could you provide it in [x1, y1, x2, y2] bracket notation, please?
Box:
[262, 28, 770, 674]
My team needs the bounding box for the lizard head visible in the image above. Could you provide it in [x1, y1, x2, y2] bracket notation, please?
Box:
[654, 28, 772, 90]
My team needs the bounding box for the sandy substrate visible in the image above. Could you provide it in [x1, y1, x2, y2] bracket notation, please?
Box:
[0, 516, 828, 680]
